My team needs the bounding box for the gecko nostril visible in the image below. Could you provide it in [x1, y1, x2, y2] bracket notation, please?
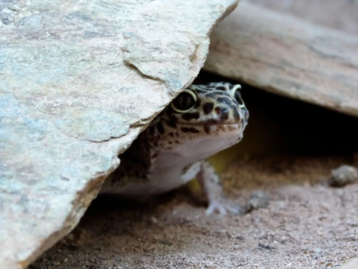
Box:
[215, 107, 221, 115]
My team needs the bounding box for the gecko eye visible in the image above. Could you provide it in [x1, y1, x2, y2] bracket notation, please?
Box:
[171, 89, 197, 113]
[233, 85, 245, 108]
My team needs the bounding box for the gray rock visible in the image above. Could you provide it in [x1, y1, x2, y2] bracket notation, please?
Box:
[205, 1, 358, 117]
[329, 165, 358, 187]
[0, 0, 238, 268]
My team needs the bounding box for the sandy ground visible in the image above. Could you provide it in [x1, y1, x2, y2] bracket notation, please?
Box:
[30, 155, 358, 269]
[30, 1, 358, 268]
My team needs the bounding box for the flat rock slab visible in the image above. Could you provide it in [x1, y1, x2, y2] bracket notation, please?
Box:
[0, 0, 238, 268]
[250, 0, 358, 36]
[205, 1, 358, 117]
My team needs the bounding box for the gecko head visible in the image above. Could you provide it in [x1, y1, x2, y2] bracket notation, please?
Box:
[167, 82, 248, 134]
[147, 82, 249, 155]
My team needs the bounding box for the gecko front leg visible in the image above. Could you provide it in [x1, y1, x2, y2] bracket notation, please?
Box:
[197, 161, 247, 215]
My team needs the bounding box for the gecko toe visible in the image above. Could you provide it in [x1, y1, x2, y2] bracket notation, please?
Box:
[206, 199, 246, 216]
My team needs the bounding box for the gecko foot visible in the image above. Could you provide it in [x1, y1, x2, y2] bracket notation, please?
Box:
[205, 198, 247, 216]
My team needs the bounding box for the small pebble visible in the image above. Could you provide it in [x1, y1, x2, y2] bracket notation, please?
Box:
[248, 190, 269, 211]
[329, 165, 358, 187]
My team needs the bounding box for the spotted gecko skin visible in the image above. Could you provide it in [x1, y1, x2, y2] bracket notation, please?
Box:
[101, 82, 249, 215]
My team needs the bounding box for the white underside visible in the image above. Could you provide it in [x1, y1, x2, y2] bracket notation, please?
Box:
[102, 125, 243, 196]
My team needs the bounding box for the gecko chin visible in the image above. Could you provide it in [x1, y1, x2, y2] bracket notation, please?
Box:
[169, 122, 244, 161]
[175, 121, 244, 137]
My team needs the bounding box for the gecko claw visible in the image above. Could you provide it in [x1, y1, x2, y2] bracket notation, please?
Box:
[205, 199, 247, 216]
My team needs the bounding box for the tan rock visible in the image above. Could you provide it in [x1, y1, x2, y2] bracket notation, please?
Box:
[0, 0, 238, 268]
[205, 1, 358, 117]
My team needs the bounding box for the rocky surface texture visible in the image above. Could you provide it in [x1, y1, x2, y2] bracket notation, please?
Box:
[0, 0, 238, 268]
[205, 0, 358, 117]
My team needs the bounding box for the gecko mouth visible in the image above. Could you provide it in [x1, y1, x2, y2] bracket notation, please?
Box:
[175, 121, 243, 127]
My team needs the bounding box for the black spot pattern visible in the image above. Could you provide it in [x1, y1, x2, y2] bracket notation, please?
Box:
[216, 86, 227, 91]
[111, 130, 152, 182]
[203, 102, 214, 114]
[182, 112, 200, 121]
[157, 122, 165, 134]
[166, 119, 177, 128]
[181, 127, 200, 133]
